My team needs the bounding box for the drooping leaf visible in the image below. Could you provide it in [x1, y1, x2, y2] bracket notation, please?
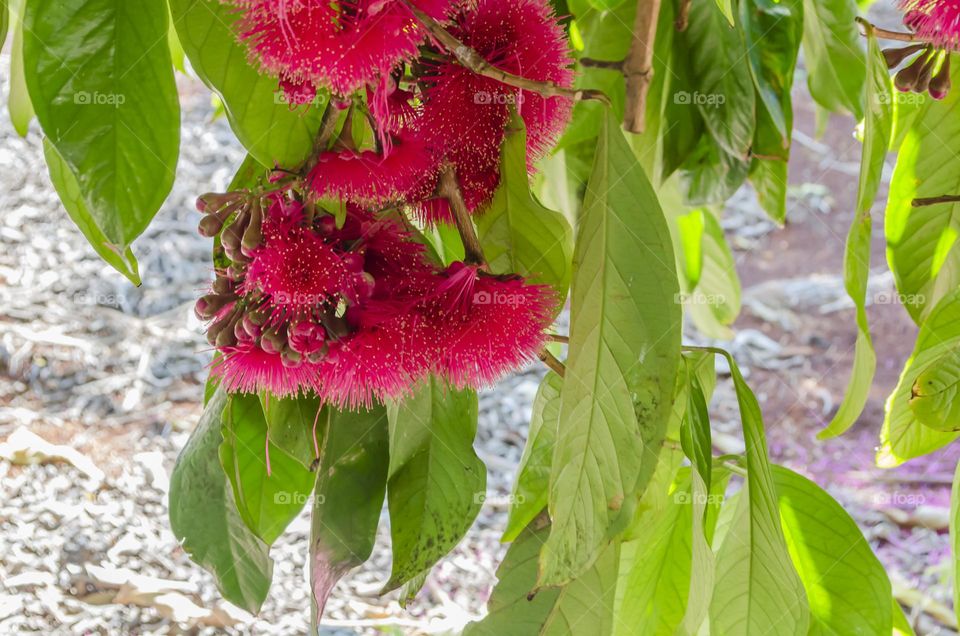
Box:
[680, 369, 712, 493]
[43, 139, 140, 285]
[879, 288, 960, 466]
[679, 468, 717, 636]
[773, 466, 893, 634]
[820, 30, 892, 439]
[0, 0, 8, 52]
[168, 0, 327, 168]
[801, 0, 866, 119]
[710, 353, 809, 635]
[679, 136, 752, 206]
[685, 0, 756, 159]
[503, 371, 563, 543]
[23, 0, 180, 250]
[910, 351, 960, 431]
[310, 406, 389, 622]
[219, 393, 316, 545]
[7, 0, 33, 137]
[168, 388, 274, 614]
[541, 112, 681, 586]
[478, 116, 574, 303]
[885, 53, 960, 323]
[261, 394, 322, 470]
[383, 378, 485, 591]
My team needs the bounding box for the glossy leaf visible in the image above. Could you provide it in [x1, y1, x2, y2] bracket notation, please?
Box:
[685, 0, 756, 158]
[820, 31, 892, 439]
[541, 113, 681, 586]
[43, 139, 140, 284]
[168, 0, 327, 168]
[383, 378, 485, 591]
[910, 352, 960, 431]
[801, 0, 866, 119]
[169, 388, 274, 614]
[0, 0, 8, 52]
[879, 288, 960, 466]
[219, 394, 316, 545]
[774, 466, 892, 634]
[262, 394, 322, 469]
[710, 353, 809, 635]
[885, 53, 960, 323]
[310, 406, 389, 620]
[503, 372, 563, 543]
[680, 369, 712, 493]
[23, 0, 180, 249]
[7, 0, 33, 137]
[478, 116, 574, 302]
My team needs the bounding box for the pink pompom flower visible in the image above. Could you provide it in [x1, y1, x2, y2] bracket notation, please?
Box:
[901, 0, 960, 50]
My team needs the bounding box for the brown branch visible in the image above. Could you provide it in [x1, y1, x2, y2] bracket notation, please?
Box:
[546, 333, 570, 344]
[622, 0, 663, 133]
[855, 17, 917, 43]
[538, 349, 566, 377]
[438, 165, 486, 266]
[401, 0, 610, 106]
[579, 57, 625, 71]
[675, 0, 692, 32]
[913, 195, 960, 207]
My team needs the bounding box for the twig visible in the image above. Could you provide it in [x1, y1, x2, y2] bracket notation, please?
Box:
[579, 58, 624, 71]
[546, 333, 569, 344]
[400, 0, 610, 106]
[300, 105, 340, 175]
[913, 194, 960, 206]
[538, 349, 566, 377]
[675, 0, 692, 31]
[622, 0, 663, 132]
[438, 165, 486, 266]
[855, 17, 917, 44]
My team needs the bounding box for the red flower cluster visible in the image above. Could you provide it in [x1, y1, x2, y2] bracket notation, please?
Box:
[900, 0, 960, 51]
[195, 190, 557, 408]
[227, 0, 574, 221]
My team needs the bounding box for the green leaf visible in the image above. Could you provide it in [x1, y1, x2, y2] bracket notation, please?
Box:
[310, 406, 389, 620]
[742, 0, 802, 145]
[820, 31, 892, 439]
[383, 378, 485, 591]
[684, 209, 742, 339]
[23, 0, 180, 250]
[676, 210, 705, 289]
[680, 468, 717, 636]
[503, 372, 562, 543]
[773, 466, 892, 634]
[893, 598, 917, 635]
[749, 157, 788, 224]
[909, 352, 960, 431]
[0, 0, 8, 52]
[168, 388, 273, 614]
[219, 394, 316, 545]
[685, 0, 756, 158]
[680, 369, 712, 493]
[710, 353, 809, 635]
[43, 139, 140, 285]
[541, 113, 681, 586]
[801, 0, 866, 119]
[261, 394, 321, 470]
[7, 0, 33, 137]
[466, 518, 620, 636]
[885, 53, 960, 323]
[680, 136, 751, 206]
[879, 288, 960, 466]
[168, 0, 327, 168]
[478, 116, 574, 302]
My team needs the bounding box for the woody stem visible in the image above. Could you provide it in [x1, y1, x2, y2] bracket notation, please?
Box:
[438, 165, 486, 267]
[855, 17, 917, 43]
[539, 349, 567, 377]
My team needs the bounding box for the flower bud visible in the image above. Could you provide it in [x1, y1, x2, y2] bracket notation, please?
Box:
[883, 44, 926, 69]
[930, 56, 952, 100]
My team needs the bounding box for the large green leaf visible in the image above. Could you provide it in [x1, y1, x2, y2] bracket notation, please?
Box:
[911, 353, 960, 431]
[680, 136, 752, 206]
[219, 394, 316, 545]
[465, 518, 620, 636]
[541, 113, 681, 586]
[23, 0, 180, 250]
[879, 288, 960, 466]
[261, 394, 322, 470]
[43, 139, 140, 285]
[684, 209, 742, 339]
[168, 388, 274, 614]
[685, 0, 756, 159]
[710, 353, 809, 635]
[168, 0, 326, 168]
[503, 372, 563, 542]
[310, 406, 389, 621]
[7, 0, 34, 137]
[383, 379, 485, 591]
[0, 0, 8, 53]
[820, 31, 892, 439]
[885, 54, 960, 323]
[478, 116, 574, 302]
[801, 0, 866, 119]
[774, 466, 892, 634]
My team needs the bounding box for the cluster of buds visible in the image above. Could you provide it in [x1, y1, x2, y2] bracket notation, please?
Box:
[886, 44, 952, 99]
[195, 185, 557, 409]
